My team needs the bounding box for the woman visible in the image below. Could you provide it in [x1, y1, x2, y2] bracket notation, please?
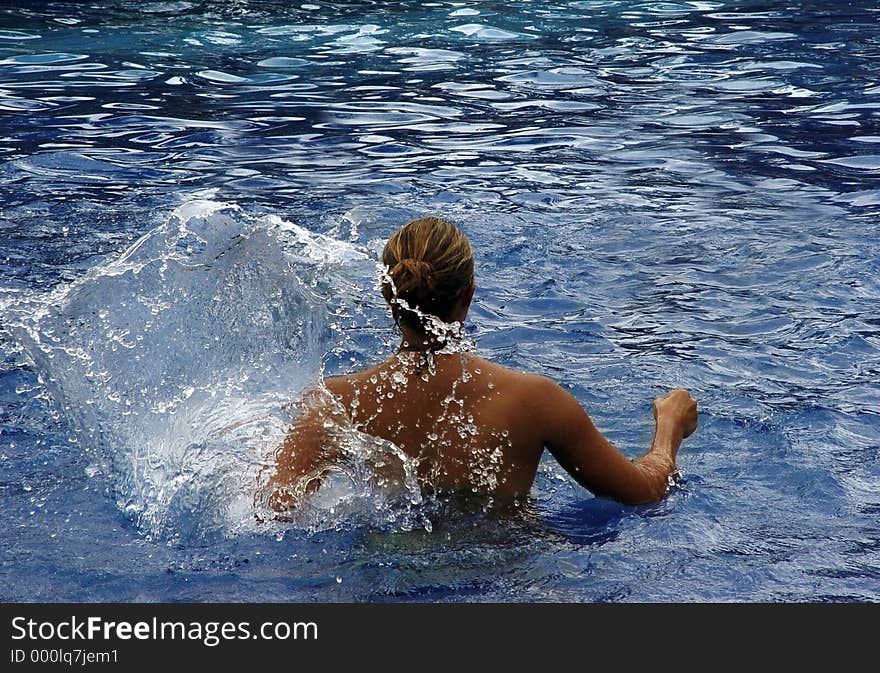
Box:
[268, 217, 697, 513]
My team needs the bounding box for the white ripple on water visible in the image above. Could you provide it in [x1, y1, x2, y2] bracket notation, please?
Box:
[421, 126, 616, 153]
[450, 7, 481, 17]
[257, 56, 311, 68]
[328, 24, 388, 54]
[0, 98, 57, 112]
[431, 81, 511, 100]
[199, 31, 242, 46]
[256, 23, 354, 37]
[0, 30, 40, 40]
[706, 78, 787, 93]
[491, 99, 602, 112]
[449, 23, 536, 41]
[387, 47, 466, 72]
[495, 67, 607, 90]
[141, 2, 197, 13]
[656, 111, 749, 128]
[196, 69, 250, 84]
[0, 52, 88, 65]
[319, 100, 463, 130]
[833, 190, 880, 207]
[819, 155, 880, 171]
[707, 30, 797, 45]
[735, 59, 824, 72]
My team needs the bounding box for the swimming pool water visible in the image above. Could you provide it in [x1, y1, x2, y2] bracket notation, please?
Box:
[1, 0, 878, 602]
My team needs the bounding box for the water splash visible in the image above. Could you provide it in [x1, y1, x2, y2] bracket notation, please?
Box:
[253, 386, 429, 535]
[2, 200, 427, 540]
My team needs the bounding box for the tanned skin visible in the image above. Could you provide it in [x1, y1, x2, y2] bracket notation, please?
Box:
[268, 283, 697, 512]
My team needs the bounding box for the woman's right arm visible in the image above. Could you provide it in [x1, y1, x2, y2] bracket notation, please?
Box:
[535, 378, 697, 504]
[266, 387, 346, 515]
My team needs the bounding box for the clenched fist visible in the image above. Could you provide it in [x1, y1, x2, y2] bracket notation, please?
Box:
[653, 389, 698, 438]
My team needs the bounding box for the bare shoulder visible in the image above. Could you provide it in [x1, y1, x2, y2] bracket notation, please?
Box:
[324, 372, 359, 407]
[465, 354, 564, 404]
[324, 361, 385, 406]
[324, 374, 354, 399]
[517, 372, 570, 412]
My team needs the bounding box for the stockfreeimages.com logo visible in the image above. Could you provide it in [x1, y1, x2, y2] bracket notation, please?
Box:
[11, 616, 317, 648]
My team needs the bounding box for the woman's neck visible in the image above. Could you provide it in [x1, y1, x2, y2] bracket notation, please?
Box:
[397, 326, 447, 353]
[398, 336, 437, 353]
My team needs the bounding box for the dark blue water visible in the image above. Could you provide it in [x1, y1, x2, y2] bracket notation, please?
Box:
[1, 0, 878, 602]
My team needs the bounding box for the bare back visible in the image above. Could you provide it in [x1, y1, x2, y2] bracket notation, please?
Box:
[325, 351, 547, 498]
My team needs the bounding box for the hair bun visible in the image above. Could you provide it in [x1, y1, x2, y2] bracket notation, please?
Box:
[390, 257, 436, 298]
[380, 217, 474, 331]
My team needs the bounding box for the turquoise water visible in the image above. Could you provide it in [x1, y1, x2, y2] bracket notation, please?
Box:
[1, 1, 879, 602]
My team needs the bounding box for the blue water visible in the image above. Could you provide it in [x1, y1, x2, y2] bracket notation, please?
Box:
[1, 0, 879, 602]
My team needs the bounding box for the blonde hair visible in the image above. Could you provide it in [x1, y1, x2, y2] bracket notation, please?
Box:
[381, 217, 474, 333]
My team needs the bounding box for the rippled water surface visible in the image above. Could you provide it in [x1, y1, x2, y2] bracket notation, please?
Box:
[1, 1, 879, 602]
